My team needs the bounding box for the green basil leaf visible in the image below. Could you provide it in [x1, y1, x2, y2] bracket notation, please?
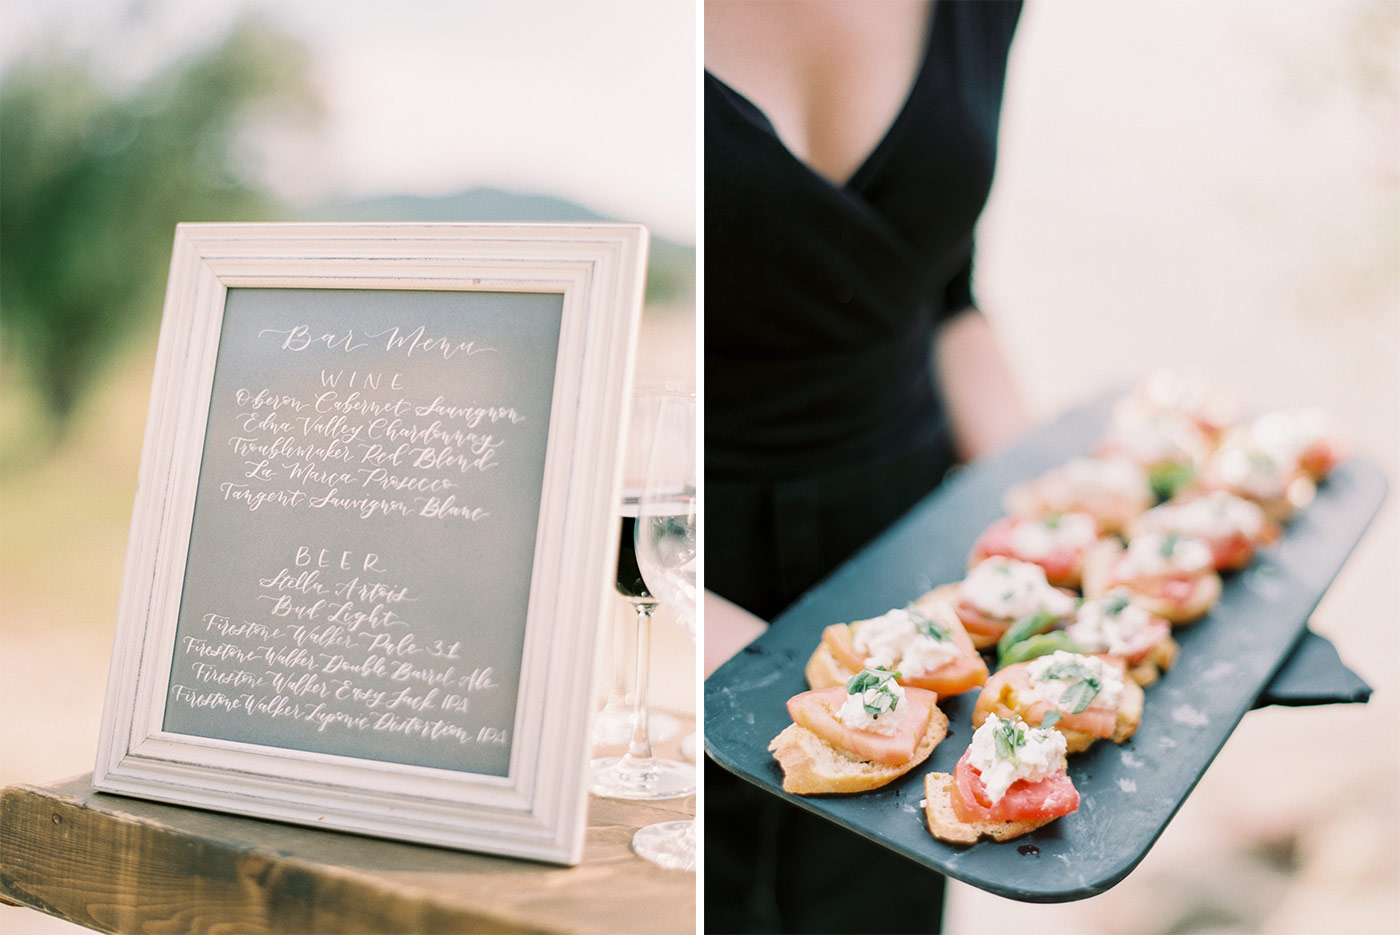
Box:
[1160, 531, 1182, 559]
[992, 716, 1022, 767]
[1035, 654, 1099, 681]
[846, 666, 898, 696]
[908, 604, 951, 642]
[996, 609, 1060, 659]
[1104, 593, 1132, 616]
[998, 632, 1088, 668]
[1149, 462, 1195, 502]
[1058, 677, 1102, 714]
[1040, 710, 1063, 730]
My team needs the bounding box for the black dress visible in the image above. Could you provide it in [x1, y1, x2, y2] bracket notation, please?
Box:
[705, 3, 1022, 932]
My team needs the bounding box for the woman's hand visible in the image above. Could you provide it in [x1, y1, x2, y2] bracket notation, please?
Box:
[703, 590, 769, 677]
[935, 309, 1031, 461]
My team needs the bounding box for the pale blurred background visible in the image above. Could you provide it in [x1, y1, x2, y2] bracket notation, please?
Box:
[0, 2, 694, 930]
[947, 1, 1398, 933]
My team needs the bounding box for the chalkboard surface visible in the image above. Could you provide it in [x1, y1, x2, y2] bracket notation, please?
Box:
[164, 287, 562, 775]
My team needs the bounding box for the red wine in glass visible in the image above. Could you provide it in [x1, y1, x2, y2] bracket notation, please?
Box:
[616, 507, 652, 602]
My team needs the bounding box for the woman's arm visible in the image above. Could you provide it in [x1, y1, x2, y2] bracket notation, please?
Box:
[935, 308, 1031, 461]
[703, 589, 769, 678]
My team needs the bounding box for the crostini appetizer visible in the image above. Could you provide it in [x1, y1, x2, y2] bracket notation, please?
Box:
[927, 557, 1078, 651]
[1064, 590, 1179, 687]
[972, 650, 1143, 754]
[1126, 369, 1238, 443]
[1196, 428, 1313, 522]
[1128, 490, 1278, 572]
[968, 512, 1102, 589]
[769, 668, 948, 795]
[806, 600, 988, 698]
[924, 713, 1079, 844]
[1098, 399, 1212, 501]
[1249, 407, 1341, 482]
[1004, 455, 1154, 535]
[1082, 532, 1223, 625]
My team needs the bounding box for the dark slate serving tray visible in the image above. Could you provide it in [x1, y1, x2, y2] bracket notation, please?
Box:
[703, 395, 1387, 902]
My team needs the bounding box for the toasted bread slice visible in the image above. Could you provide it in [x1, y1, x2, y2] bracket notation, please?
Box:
[922, 772, 1058, 844]
[1107, 676, 1145, 745]
[769, 704, 949, 795]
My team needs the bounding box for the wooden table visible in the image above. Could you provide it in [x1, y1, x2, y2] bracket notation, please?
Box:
[0, 738, 695, 934]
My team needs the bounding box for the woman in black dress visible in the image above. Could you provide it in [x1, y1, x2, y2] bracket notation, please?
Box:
[704, 2, 1028, 931]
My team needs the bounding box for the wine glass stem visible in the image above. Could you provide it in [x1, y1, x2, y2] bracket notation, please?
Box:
[625, 600, 657, 763]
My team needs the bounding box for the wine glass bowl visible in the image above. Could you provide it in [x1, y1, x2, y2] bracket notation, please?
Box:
[636, 506, 696, 636]
[627, 391, 698, 871]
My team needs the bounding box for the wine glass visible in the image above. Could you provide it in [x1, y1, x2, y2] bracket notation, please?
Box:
[593, 383, 682, 748]
[630, 391, 697, 870]
[588, 389, 696, 800]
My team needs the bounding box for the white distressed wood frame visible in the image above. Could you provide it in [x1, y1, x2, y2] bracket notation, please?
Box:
[93, 222, 648, 865]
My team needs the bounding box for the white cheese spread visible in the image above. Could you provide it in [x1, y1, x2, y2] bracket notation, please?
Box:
[1208, 432, 1287, 500]
[968, 714, 1068, 804]
[1007, 512, 1098, 559]
[1138, 369, 1235, 428]
[837, 669, 907, 735]
[1059, 456, 1151, 502]
[851, 605, 962, 676]
[1251, 407, 1328, 470]
[1066, 591, 1158, 657]
[1105, 399, 1208, 466]
[1026, 650, 1125, 712]
[960, 558, 1077, 620]
[1118, 532, 1213, 578]
[1144, 490, 1265, 541]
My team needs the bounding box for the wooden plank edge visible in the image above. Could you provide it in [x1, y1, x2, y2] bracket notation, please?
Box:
[1, 780, 561, 934]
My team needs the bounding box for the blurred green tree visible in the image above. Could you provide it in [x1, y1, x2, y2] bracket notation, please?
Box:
[0, 15, 320, 436]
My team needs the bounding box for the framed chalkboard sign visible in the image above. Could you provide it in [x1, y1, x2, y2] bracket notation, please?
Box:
[94, 222, 648, 864]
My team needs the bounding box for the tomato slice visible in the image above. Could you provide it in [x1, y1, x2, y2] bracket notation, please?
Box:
[899, 656, 989, 698]
[955, 600, 1014, 641]
[949, 751, 1079, 824]
[1107, 614, 1172, 666]
[786, 686, 936, 765]
[821, 624, 868, 674]
[972, 663, 1117, 738]
[1298, 440, 1340, 480]
[1208, 535, 1254, 572]
[969, 518, 1084, 587]
[1143, 575, 1196, 607]
[1111, 560, 1207, 613]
